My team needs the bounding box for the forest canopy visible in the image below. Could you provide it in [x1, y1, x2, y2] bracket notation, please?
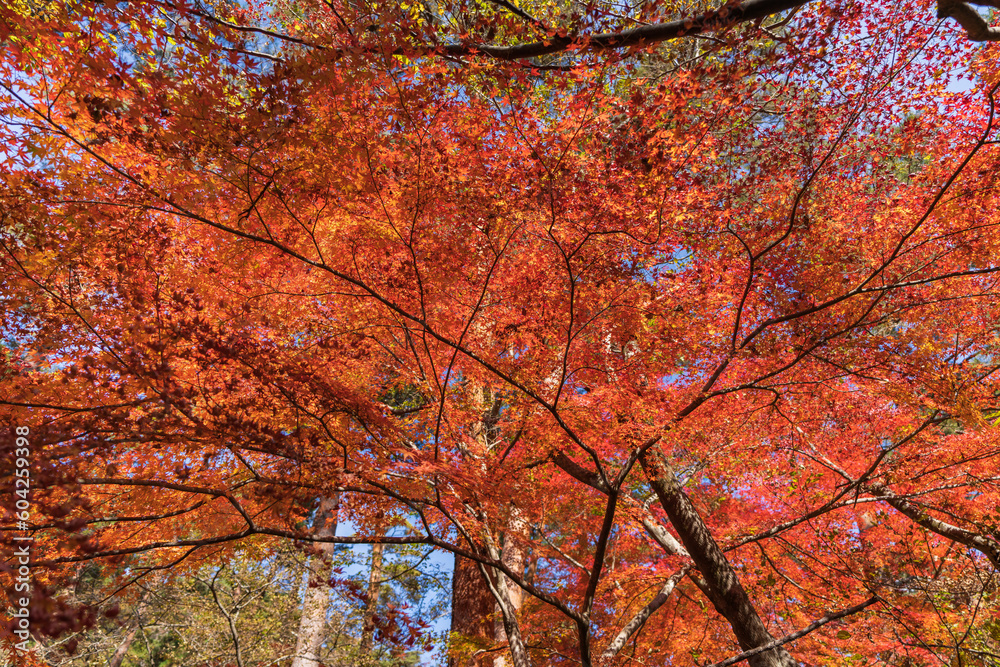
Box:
[1, 0, 1000, 666]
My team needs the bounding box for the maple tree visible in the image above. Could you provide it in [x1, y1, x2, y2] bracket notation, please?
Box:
[2, 0, 1000, 665]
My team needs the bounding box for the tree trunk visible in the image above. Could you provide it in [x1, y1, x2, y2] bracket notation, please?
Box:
[108, 625, 139, 667]
[450, 384, 529, 667]
[492, 510, 528, 667]
[449, 551, 498, 667]
[291, 494, 340, 667]
[360, 541, 386, 654]
[639, 445, 796, 667]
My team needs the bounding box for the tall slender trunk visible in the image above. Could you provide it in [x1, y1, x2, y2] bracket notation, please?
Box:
[359, 541, 386, 654]
[450, 383, 532, 667]
[492, 510, 528, 667]
[449, 550, 498, 667]
[291, 494, 340, 667]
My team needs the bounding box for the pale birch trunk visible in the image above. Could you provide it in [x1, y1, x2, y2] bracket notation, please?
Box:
[291, 494, 340, 667]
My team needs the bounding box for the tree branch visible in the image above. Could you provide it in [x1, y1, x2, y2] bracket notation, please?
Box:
[598, 564, 693, 665]
[703, 596, 880, 667]
[639, 445, 796, 667]
[441, 0, 807, 59]
[938, 0, 1000, 41]
[867, 482, 1000, 569]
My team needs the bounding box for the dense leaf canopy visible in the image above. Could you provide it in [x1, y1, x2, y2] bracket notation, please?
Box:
[2, 0, 1000, 665]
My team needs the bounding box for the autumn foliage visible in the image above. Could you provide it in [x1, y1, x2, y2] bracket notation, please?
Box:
[2, 0, 1000, 665]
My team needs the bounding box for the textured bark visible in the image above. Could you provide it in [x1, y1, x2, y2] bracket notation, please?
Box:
[479, 551, 533, 667]
[639, 445, 796, 667]
[493, 509, 529, 667]
[360, 541, 386, 653]
[449, 384, 532, 667]
[449, 385, 508, 667]
[291, 494, 340, 667]
[449, 551, 499, 667]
